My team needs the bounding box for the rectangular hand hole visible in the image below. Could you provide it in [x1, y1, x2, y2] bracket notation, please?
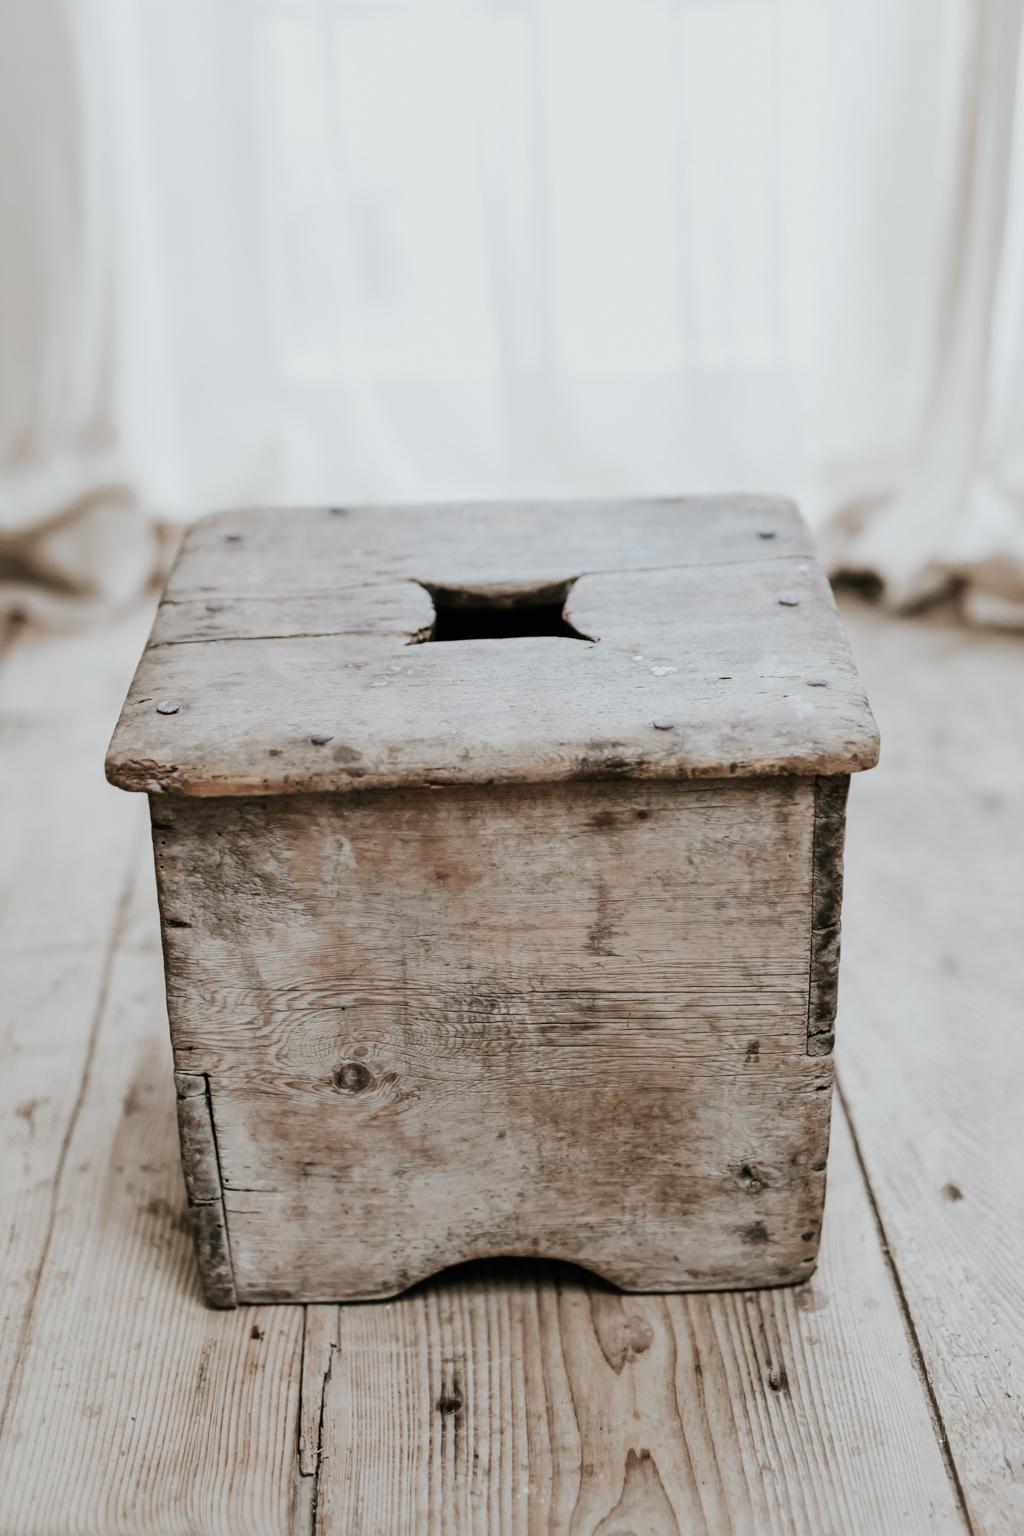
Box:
[419, 580, 592, 642]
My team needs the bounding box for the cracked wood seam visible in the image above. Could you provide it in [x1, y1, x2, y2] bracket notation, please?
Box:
[293, 1306, 339, 1535]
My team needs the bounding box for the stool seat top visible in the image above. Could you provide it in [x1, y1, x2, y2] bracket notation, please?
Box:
[106, 498, 879, 798]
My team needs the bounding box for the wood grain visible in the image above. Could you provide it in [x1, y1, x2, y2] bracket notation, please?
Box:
[304, 1106, 964, 1536]
[150, 578, 436, 647]
[176, 1071, 237, 1309]
[3, 596, 1006, 1534]
[0, 864, 304, 1536]
[838, 599, 1024, 1533]
[105, 499, 879, 797]
[0, 614, 303, 1536]
[0, 613, 149, 1403]
[164, 497, 818, 599]
[153, 777, 832, 1300]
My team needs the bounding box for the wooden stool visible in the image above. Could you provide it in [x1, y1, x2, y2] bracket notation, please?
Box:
[106, 498, 878, 1306]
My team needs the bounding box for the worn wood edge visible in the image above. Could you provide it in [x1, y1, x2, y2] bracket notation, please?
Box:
[175, 1070, 237, 1309]
[234, 1257, 824, 1308]
[807, 774, 850, 1056]
[107, 751, 879, 799]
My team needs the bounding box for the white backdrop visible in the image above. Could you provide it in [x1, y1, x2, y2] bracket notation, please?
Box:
[2, 0, 1024, 624]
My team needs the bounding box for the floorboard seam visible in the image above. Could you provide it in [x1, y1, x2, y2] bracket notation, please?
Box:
[0, 819, 142, 1439]
[294, 1320, 336, 1536]
[837, 1078, 975, 1534]
[293, 1304, 311, 1535]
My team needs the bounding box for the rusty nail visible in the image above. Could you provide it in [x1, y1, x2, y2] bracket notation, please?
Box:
[652, 718, 676, 731]
[156, 700, 180, 715]
[778, 596, 800, 607]
[310, 732, 334, 746]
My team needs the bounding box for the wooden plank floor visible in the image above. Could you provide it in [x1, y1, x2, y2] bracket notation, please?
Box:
[0, 595, 1019, 1534]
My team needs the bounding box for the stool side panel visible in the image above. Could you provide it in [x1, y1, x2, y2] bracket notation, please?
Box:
[152, 778, 832, 1302]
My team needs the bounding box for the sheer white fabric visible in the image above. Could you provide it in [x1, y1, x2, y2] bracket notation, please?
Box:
[2, 0, 1023, 623]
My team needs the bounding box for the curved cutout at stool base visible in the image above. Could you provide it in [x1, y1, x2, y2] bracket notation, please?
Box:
[228, 1241, 824, 1307]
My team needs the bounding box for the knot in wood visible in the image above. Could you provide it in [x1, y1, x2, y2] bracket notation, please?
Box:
[332, 1061, 373, 1094]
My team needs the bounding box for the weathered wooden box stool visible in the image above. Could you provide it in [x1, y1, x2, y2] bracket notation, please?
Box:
[107, 497, 878, 1307]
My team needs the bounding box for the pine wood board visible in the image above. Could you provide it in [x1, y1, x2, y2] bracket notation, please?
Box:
[154, 777, 831, 1301]
[0, 858, 304, 1536]
[1, 948, 117, 1396]
[4, 594, 1019, 1533]
[303, 1107, 963, 1536]
[105, 500, 878, 797]
[0, 610, 150, 956]
[0, 614, 149, 1399]
[837, 600, 1024, 1534]
[160, 499, 819, 602]
[0, 838, 963, 1535]
[0, 612, 302, 1534]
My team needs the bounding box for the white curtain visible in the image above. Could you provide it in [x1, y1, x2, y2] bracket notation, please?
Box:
[2, 0, 1023, 625]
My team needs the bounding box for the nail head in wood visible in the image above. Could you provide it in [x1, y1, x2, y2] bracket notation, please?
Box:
[156, 700, 181, 715]
[309, 732, 334, 746]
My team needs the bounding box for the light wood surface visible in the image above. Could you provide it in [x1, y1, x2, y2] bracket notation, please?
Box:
[111, 496, 873, 1304]
[311, 1107, 960, 1536]
[838, 602, 1024, 1535]
[154, 777, 830, 1300]
[105, 500, 879, 797]
[1, 593, 1020, 1532]
[0, 613, 302, 1536]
